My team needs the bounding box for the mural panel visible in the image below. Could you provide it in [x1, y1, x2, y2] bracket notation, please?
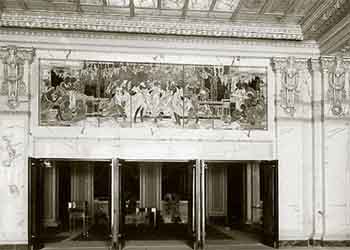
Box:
[39, 59, 267, 130]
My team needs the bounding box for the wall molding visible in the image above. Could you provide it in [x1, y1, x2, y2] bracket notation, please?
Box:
[0, 12, 303, 41]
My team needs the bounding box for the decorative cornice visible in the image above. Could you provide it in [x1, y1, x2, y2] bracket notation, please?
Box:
[0, 12, 304, 40]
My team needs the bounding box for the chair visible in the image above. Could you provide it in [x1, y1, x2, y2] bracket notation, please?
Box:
[68, 201, 88, 236]
[135, 207, 157, 227]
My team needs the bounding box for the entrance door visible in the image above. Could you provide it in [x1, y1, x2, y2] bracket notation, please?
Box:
[261, 160, 279, 248]
[28, 158, 44, 250]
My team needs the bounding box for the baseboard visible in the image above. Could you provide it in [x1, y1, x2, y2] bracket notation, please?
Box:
[279, 240, 350, 247]
[0, 244, 28, 250]
[278, 240, 309, 247]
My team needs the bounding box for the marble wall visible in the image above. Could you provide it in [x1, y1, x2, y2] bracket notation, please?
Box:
[0, 113, 28, 244]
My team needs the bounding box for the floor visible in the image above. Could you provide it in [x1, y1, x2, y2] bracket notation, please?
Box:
[41, 224, 264, 250]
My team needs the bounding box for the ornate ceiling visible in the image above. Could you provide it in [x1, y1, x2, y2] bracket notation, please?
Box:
[1, 0, 319, 22]
[0, 0, 349, 54]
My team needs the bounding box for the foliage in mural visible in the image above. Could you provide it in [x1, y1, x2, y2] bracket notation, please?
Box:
[40, 60, 267, 130]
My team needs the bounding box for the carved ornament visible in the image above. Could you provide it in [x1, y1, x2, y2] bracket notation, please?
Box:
[321, 56, 350, 117]
[0, 12, 303, 40]
[0, 46, 35, 109]
[272, 57, 308, 116]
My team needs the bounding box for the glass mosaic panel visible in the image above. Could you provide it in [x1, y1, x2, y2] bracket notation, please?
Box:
[107, 0, 130, 6]
[188, 0, 211, 10]
[214, 0, 240, 11]
[134, 0, 157, 8]
[162, 0, 185, 9]
[40, 59, 267, 130]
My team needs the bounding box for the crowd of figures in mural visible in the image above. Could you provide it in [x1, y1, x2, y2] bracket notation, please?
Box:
[40, 60, 267, 130]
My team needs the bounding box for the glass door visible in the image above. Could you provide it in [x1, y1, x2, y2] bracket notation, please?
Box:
[260, 160, 279, 248]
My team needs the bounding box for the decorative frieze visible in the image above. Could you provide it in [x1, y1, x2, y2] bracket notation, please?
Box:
[0, 46, 35, 109]
[272, 56, 310, 117]
[321, 56, 350, 117]
[0, 12, 303, 40]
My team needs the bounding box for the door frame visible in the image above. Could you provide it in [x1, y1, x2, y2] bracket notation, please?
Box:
[112, 158, 201, 250]
[201, 160, 279, 249]
[28, 157, 113, 250]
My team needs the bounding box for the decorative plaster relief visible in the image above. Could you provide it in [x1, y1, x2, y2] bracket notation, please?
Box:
[0, 12, 303, 40]
[272, 56, 310, 117]
[0, 46, 35, 109]
[321, 56, 350, 117]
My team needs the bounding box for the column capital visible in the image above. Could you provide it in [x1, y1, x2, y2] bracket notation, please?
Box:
[309, 58, 321, 73]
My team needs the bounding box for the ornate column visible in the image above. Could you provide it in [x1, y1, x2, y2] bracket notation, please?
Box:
[42, 162, 59, 227]
[251, 162, 261, 224]
[0, 46, 35, 109]
[245, 163, 252, 225]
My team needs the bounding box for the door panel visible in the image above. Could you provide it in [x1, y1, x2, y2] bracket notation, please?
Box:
[29, 158, 44, 250]
[261, 160, 279, 248]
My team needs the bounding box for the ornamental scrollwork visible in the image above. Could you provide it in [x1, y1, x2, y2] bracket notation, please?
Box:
[0, 46, 35, 109]
[273, 57, 307, 116]
[323, 56, 349, 117]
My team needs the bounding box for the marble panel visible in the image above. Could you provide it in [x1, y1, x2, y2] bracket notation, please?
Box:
[0, 115, 28, 243]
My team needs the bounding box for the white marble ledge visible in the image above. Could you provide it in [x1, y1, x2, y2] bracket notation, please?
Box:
[31, 126, 274, 142]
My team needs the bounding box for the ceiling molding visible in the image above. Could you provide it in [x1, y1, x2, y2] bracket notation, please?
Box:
[231, 0, 243, 21]
[0, 12, 304, 40]
[130, 0, 135, 17]
[318, 13, 350, 55]
[302, 0, 350, 40]
[209, 0, 217, 12]
[182, 0, 189, 17]
[16, 0, 29, 10]
[0, 27, 319, 58]
[258, 0, 274, 15]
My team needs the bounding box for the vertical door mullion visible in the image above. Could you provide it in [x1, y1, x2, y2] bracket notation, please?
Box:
[112, 158, 119, 249]
[201, 160, 206, 249]
[195, 159, 201, 248]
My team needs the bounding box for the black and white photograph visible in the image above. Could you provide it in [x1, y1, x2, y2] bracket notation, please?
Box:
[0, 1, 349, 250]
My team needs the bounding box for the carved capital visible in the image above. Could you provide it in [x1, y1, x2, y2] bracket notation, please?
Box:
[271, 57, 287, 72]
[0, 45, 35, 109]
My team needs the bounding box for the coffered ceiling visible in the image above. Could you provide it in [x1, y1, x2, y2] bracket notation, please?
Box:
[1, 0, 318, 23]
[0, 0, 349, 55]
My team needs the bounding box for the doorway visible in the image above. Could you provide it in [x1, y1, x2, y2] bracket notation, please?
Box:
[203, 161, 278, 248]
[29, 159, 112, 250]
[114, 160, 200, 249]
